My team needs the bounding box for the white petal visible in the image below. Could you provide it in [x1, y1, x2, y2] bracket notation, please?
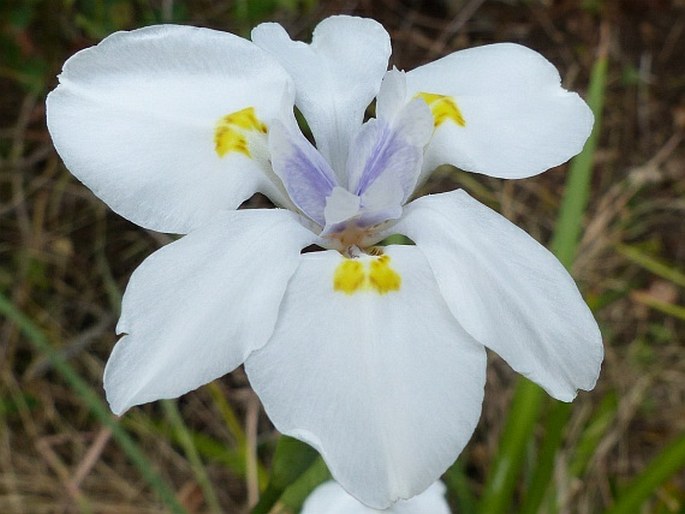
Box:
[245, 246, 485, 508]
[375, 68, 407, 122]
[395, 191, 603, 401]
[301, 480, 452, 514]
[324, 186, 361, 227]
[252, 16, 391, 175]
[47, 25, 294, 234]
[406, 43, 593, 179]
[104, 209, 315, 415]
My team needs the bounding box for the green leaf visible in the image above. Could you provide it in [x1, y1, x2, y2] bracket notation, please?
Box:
[443, 457, 478, 514]
[551, 43, 608, 267]
[518, 401, 571, 514]
[251, 436, 319, 514]
[162, 400, 223, 514]
[479, 379, 544, 513]
[616, 243, 685, 288]
[274, 457, 330, 513]
[604, 433, 685, 514]
[630, 291, 685, 321]
[569, 393, 618, 477]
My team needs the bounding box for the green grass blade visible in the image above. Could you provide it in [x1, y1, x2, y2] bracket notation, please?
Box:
[0, 291, 188, 514]
[479, 379, 544, 513]
[207, 381, 247, 447]
[138, 416, 249, 474]
[518, 401, 571, 514]
[603, 432, 685, 514]
[162, 399, 222, 514]
[443, 457, 478, 514]
[480, 33, 609, 513]
[569, 393, 618, 477]
[272, 457, 331, 514]
[207, 382, 269, 488]
[630, 291, 685, 321]
[250, 436, 319, 514]
[616, 244, 685, 288]
[551, 40, 609, 266]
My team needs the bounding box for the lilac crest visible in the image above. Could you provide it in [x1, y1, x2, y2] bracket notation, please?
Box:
[269, 120, 338, 226]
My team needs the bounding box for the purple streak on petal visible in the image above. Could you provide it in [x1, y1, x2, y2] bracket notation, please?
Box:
[269, 121, 338, 227]
[350, 119, 423, 210]
[354, 120, 398, 195]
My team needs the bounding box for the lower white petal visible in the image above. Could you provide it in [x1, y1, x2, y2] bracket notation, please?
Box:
[245, 246, 485, 509]
[395, 190, 603, 401]
[301, 480, 451, 514]
[105, 209, 315, 415]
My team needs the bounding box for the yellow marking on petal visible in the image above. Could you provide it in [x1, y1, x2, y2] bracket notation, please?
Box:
[416, 92, 466, 128]
[333, 255, 401, 295]
[333, 259, 366, 294]
[368, 255, 401, 294]
[214, 107, 268, 158]
[215, 126, 249, 157]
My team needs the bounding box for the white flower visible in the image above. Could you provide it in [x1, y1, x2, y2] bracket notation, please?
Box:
[301, 480, 451, 514]
[46, 16, 603, 509]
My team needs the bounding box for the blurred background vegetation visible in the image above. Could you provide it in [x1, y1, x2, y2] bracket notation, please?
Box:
[1, 0, 683, 513]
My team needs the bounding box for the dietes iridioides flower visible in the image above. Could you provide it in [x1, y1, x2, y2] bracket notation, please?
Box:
[46, 16, 603, 508]
[302, 480, 451, 514]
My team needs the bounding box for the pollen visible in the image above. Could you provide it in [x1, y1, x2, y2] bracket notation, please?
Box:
[214, 107, 268, 158]
[416, 92, 466, 128]
[333, 255, 401, 295]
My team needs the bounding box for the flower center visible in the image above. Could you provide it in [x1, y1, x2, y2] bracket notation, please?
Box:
[324, 221, 385, 253]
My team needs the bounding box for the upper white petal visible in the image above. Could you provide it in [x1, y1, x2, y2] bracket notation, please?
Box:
[406, 43, 593, 179]
[301, 480, 452, 514]
[395, 190, 603, 401]
[104, 209, 315, 415]
[47, 25, 294, 234]
[245, 246, 485, 508]
[252, 16, 391, 176]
